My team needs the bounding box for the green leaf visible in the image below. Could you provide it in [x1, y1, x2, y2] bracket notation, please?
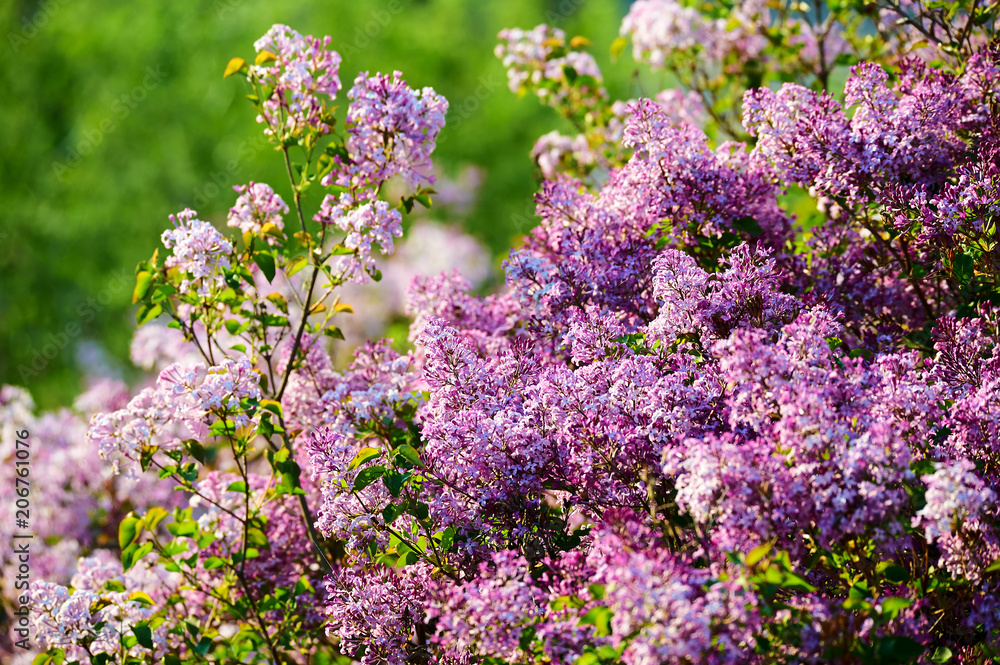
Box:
[880, 596, 913, 619]
[285, 255, 309, 277]
[393, 443, 424, 468]
[382, 503, 406, 525]
[104, 580, 127, 593]
[254, 50, 277, 65]
[410, 501, 429, 521]
[246, 526, 269, 549]
[579, 605, 613, 637]
[205, 556, 226, 570]
[266, 292, 289, 313]
[128, 591, 154, 607]
[226, 481, 247, 493]
[133, 271, 153, 303]
[383, 470, 412, 497]
[167, 520, 198, 537]
[883, 565, 909, 583]
[185, 439, 206, 465]
[193, 637, 213, 655]
[353, 465, 386, 491]
[746, 541, 772, 566]
[323, 325, 345, 340]
[610, 36, 629, 58]
[953, 252, 974, 285]
[132, 623, 154, 650]
[782, 572, 817, 592]
[516, 627, 536, 654]
[119, 516, 141, 550]
[849, 583, 870, 601]
[349, 447, 381, 470]
[144, 506, 168, 532]
[438, 526, 456, 553]
[733, 215, 764, 237]
[223, 56, 246, 78]
[985, 556, 1000, 573]
[878, 636, 924, 662]
[931, 646, 953, 663]
[254, 251, 277, 282]
[136, 303, 162, 327]
[121, 542, 146, 571]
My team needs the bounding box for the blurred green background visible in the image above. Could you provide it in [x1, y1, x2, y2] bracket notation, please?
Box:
[1, 0, 669, 409]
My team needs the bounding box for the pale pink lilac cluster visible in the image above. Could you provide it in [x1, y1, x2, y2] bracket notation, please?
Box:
[1, 381, 180, 636]
[338, 70, 448, 191]
[324, 564, 429, 665]
[743, 61, 972, 206]
[316, 196, 403, 283]
[86, 357, 261, 476]
[160, 209, 233, 297]
[528, 101, 632, 180]
[251, 24, 342, 138]
[532, 131, 594, 179]
[28, 555, 171, 662]
[227, 181, 288, 243]
[129, 323, 199, 371]
[654, 88, 707, 128]
[311, 70, 447, 283]
[620, 0, 767, 66]
[495, 25, 605, 110]
[913, 459, 998, 581]
[334, 220, 492, 356]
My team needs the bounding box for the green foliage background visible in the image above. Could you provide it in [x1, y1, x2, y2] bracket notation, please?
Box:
[0, 0, 660, 409]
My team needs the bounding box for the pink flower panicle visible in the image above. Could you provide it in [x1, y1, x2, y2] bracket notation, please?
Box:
[251, 24, 342, 137]
[227, 181, 288, 243]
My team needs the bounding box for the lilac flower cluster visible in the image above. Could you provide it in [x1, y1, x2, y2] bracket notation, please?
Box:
[316, 196, 403, 283]
[310, 69, 447, 283]
[251, 24, 342, 138]
[620, 0, 773, 67]
[160, 209, 233, 297]
[913, 459, 999, 581]
[743, 60, 972, 206]
[16, 10, 1000, 665]
[495, 25, 604, 111]
[339, 71, 448, 191]
[28, 554, 174, 662]
[294, 39, 1000, 660]
[87, 357, 260, 477]
[227, 181, 288, 244]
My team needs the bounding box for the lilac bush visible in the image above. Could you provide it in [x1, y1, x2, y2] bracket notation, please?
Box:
[3, 5, 1000, 665]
